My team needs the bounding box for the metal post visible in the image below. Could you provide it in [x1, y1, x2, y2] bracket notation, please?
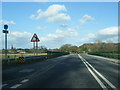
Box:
[3, 25, 8, 60]
[36, 42, 38, 55]
[5, 31, 7, 59]
[33, 42, 35, 55]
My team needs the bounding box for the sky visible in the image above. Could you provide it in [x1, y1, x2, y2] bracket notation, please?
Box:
[1, 0, 119, 2]
[0, 2, 118, 49]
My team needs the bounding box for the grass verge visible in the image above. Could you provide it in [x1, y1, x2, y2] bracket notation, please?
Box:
[88, 52, 120, 59]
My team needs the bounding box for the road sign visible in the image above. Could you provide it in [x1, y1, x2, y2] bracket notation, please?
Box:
[4, 24, 8, 29]
[31, 33, 40, 42]
[3, 30, 8, 33]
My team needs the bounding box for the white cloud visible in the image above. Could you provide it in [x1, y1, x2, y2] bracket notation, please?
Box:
[77, 26, 118, 44]
[30, 4, 71, 22]
[39, 28, 78, 48]
[98, 27, 118, 35]
[0, 20, 16, 25]
[1, 27, 78, 49]
[36, 26, 47, 30]
[47, 13, 70, 22]
[60, 24, 68, 28]
[1, 27, 79, 49]
[2, 32, 32, 49]
[80, 14, 95, 24]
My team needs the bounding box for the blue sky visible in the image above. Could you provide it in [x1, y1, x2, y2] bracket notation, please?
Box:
[1, 2, 118, 49]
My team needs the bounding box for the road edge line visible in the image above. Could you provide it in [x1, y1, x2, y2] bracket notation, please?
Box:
[79, 54, 117, 89]
[78, 54, 107, 89]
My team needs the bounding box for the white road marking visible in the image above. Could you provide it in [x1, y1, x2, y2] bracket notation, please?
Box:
[84, 58, 116, 89]
[19, 69, 34, 73]
[21, 79, 29, 83]
[78, 54, 107, 90]
[0, 84, 8, 88]
[78, 54, 117, 90]
[10, 84, 22, 88]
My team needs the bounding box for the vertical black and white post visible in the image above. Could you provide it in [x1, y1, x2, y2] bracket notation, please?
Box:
[3, 24, 9, 60]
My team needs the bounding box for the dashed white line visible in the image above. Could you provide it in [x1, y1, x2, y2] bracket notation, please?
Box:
[19, 69, 34, 73]
[21, 79, 29, 83]
[10, 84, 22, 88]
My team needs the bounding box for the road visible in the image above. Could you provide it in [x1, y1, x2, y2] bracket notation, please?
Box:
[2, 54, 120, 89]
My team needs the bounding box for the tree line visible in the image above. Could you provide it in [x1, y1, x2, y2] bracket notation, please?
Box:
[2, 40, 119, 54]
[59, 40, 119, 53]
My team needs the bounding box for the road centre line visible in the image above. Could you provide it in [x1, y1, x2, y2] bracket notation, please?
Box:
[84, 59, 116, 89]
[21, 79, 29, 83]
[10, 84, 22, 88]
[78, 54, 116, 90]
[78, 54, 107, 89]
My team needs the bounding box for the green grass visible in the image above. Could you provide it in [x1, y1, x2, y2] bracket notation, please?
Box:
[88, 52, 120, 59]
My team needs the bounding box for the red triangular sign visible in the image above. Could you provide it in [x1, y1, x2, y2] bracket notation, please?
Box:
[31, 33, 40, 42]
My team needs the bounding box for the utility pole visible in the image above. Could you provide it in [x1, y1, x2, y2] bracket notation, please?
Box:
[3, 24, 9, 60]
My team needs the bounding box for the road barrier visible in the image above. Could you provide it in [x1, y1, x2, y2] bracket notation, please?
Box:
[2, 52, 69, 66]
[18, 51, 69, 62]
[18, 57, 25, 62]
[18, 55, 48, 62]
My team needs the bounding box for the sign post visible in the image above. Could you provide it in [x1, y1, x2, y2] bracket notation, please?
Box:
[33, 42, 35, 55]
[31, 33, 40, 55]
[3, 24, 9, 60]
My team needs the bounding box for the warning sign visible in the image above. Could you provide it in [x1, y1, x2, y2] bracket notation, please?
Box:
[31, 33, 40, 42]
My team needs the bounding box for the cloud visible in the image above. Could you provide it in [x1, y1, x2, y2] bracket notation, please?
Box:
[80, 14, 95, 24]
[39, 28, 78, 48]
[36, 26, 47, 30]
[0, 20, 16, 25]
[77, 26, 118, 44]
[98, 27, 118, 35]
[30, 4, 71, 22]
[2, 32, 32, 49]
[60, 24, 68, 28]
[1, 27, 78, 49]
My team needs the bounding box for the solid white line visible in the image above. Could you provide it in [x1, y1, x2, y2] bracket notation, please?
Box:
[78, 54, 107, 89]
[19, 69, 34, 73]
[0, 84, 8, 88]
[84, 59, 116, 89]
[21, 79, 29, 83]
[79, 54, 116, 89]
[10, 84, 22, 88]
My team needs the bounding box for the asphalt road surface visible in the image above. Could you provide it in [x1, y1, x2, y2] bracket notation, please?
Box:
[2, 54, 120, 89]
